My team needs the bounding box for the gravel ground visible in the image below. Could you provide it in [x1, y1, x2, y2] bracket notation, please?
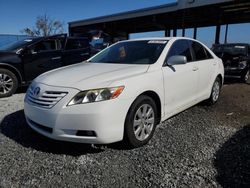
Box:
[0, 83, 249, 188]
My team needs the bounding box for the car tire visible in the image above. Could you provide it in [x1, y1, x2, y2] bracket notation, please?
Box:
[207, 77, 222, 105]
[124, 95, 158, 148]
[241, 70, 249, 83]
[0, 68, 18, 98]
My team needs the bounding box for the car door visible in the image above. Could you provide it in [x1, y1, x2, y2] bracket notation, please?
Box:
[189, 41, 216, 100]
[62, 38, 90, 66]
[22, 38, 62, 81]
[162, 39, 199, 117]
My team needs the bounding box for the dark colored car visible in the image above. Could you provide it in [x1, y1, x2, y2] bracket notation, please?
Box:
[0, 34, 90, 98]
[90, 42, 109, 56]
[212, 43, 250, 82]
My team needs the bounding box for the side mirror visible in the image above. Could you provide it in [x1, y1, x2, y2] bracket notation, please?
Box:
[16, 48, 24, 55]
[16, 47, 32, 55]
[167, 55, 187, 66]
[17, 47, 32, 55]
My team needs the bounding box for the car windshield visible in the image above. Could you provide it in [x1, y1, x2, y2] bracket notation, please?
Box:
[213, 45, 247, 57]
[89, 40, 168, 64]
[0, 38, 34, 51]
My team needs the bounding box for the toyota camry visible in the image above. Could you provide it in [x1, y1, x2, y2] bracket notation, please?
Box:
[24, 37, 224, 147]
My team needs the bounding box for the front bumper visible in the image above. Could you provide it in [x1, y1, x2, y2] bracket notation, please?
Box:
[224, 67, 248, 78]
[24, 83, 132, 144]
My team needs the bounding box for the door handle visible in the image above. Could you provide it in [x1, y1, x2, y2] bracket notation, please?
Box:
[192, 67, 199, 71]
[51, 56, 61, 60]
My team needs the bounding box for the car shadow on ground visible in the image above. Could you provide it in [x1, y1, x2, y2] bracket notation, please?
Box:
[214, 124, 250, 188]
[0, 110, 104, 156]
[15, 86, 28, 94]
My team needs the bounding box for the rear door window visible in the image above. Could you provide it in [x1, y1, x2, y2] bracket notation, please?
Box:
[30, 39, 61, 53]
[204, 48, 213, 59]
[65, 39, 89, 50]
[190, 41, 211, 61]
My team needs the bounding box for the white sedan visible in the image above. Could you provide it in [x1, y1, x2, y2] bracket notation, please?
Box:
[24, 37, 224, 147]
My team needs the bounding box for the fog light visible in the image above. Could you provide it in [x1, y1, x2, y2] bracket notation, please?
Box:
[76, 130, 96, 137]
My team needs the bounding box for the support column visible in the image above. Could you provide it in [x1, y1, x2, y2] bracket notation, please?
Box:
[193, 27, 197, 39]
[68, 27, 73, 36]
[215, 25, 221, 44]
[165, 29, 170, 37]
[182, 28, 185, 37]
[224, 24, 228, 44]
[173, 29, 177, 37]
[126, 32, 129, 40]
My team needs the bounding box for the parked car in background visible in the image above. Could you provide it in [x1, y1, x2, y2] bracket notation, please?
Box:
[0, 34, 90, 98]
[90, 42, 109, 56]
[24, 37, 224, 148]
[212, 43, 250, 82]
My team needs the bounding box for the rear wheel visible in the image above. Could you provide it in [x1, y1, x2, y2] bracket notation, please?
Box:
[207, 77, 221, 105]
[124, 95, 158, 148]
[0, 68, 18, 98]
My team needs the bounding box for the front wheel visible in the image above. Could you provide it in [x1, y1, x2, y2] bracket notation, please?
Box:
[241, 70, 249, 83]
[124, 95, 158, 148]
[0, 68, 18, 98]
[207, 77, 222, 105]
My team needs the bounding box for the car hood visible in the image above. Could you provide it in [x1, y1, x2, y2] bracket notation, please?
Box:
[35, 62, 149, 90]
[0, 50, 13, 54]
[0, 51, 20, 63]
[0, 51, 17, 62]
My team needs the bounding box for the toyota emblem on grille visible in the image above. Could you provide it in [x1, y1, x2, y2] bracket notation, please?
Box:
[33, 87, 41, 97]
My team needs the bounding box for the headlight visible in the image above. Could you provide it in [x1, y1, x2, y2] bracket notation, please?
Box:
[24, 82, 35, 101]
[239, 61, 247, 69]
[68, 86, 124, 106]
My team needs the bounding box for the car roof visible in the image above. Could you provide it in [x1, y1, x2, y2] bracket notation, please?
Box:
[126, 37, 185, 41]
[30, 35, 89, 41]
[122, 37, 201, 43]
[214, 43, 249, 46]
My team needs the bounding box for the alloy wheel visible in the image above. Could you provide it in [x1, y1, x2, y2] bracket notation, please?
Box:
[133, 104, 155, 141]
[212, 80, 220, 102]
[0, 73, 14, 94]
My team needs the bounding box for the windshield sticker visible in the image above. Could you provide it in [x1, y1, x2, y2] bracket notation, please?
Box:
[119, 46, 126, 58]
[148, 40, 167, 44]
[235, 46, 245, 49]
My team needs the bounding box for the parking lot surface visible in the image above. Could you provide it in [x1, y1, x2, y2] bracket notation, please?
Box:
[0, 83, 249, 188]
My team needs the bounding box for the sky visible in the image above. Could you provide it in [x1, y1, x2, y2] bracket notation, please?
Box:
[0, 0, 249, 47]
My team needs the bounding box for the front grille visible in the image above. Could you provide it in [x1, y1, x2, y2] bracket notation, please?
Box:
[27, 87, 68, 109]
